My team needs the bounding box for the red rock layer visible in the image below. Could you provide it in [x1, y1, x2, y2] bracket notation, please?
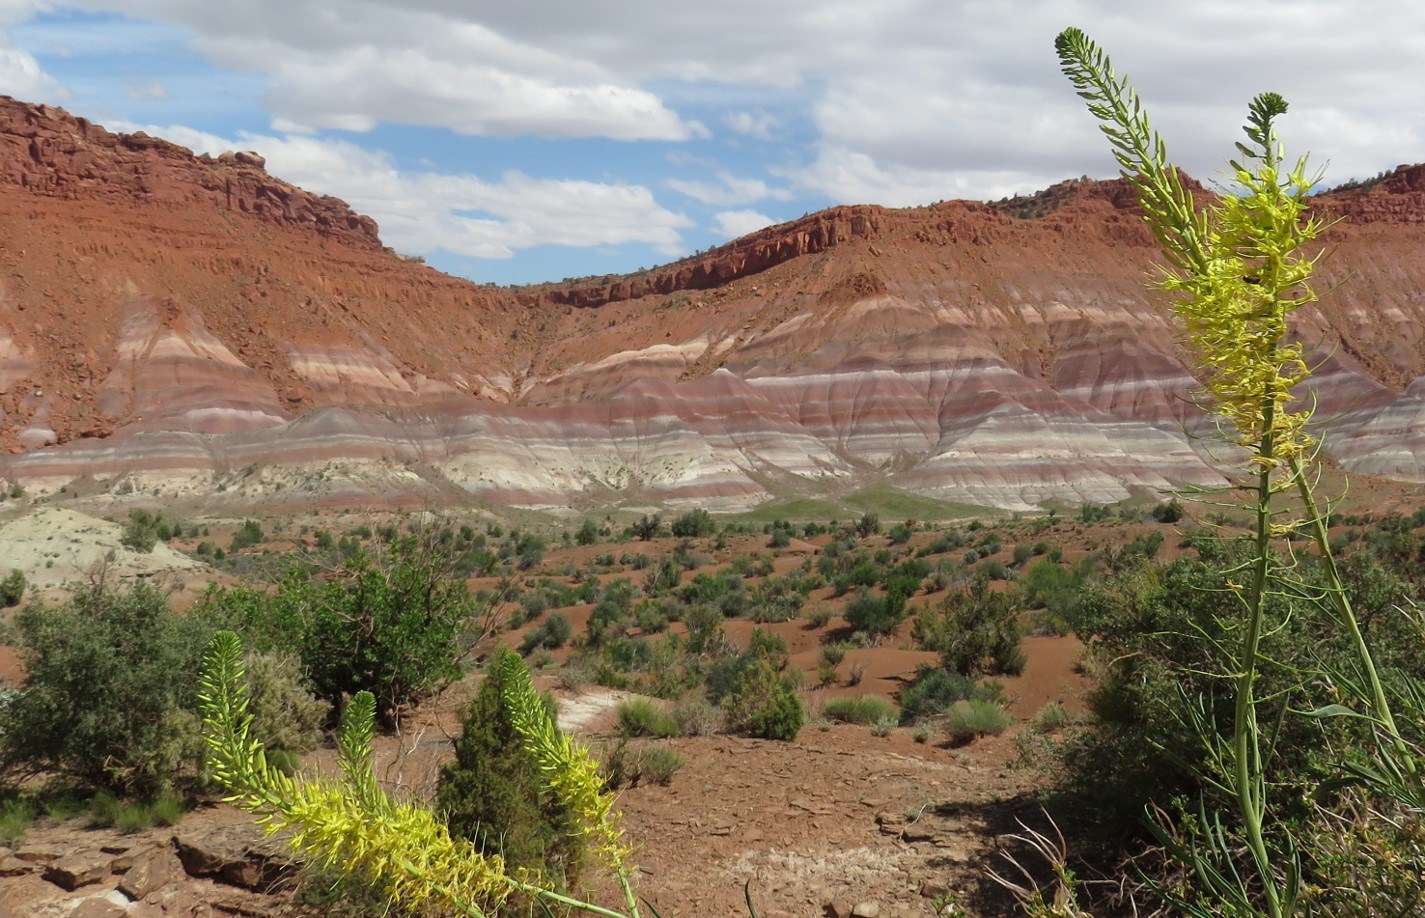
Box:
[2, 96, 1425, 509]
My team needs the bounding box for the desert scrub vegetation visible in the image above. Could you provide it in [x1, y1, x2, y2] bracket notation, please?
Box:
[437, 646, 588, 894]
[0, 579, 220, 795]
[821, 694, 898, 726]
[201, 632, 655, 918]
[0, 576, 323, 799]
[615, 697, 680, 739]
[1030, 26, 1425, 918]
[198, 536, 486, 720]
[942, 699, 1012, 745]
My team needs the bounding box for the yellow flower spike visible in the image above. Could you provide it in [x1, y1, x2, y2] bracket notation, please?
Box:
[199, 632, 521, 918]
[497, 651, 635, 872]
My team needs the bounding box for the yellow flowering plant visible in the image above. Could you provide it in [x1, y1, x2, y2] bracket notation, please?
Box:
[199, 630, 666, 918]
[1055, 26, 1418, 918]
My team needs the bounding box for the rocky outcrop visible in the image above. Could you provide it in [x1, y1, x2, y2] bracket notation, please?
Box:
[526, 206, 889, 308]
[1, 823, 294, 918]
[3, 95, 1425, 510]
[0, 96, 380, 247]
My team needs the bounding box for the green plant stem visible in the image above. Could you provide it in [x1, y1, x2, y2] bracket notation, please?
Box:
[1287, 455, 1413, 774]
[1237, 409, 1285, 918]
[618, 868, 643, 918]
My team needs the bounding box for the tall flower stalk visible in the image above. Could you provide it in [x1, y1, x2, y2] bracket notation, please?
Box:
[1055, 26, 1414, 918]
[198, 630, 646, 918]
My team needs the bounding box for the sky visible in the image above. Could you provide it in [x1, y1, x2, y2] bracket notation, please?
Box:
[0, 1, 1421, 286]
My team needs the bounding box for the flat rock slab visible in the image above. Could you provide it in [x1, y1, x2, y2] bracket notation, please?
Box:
[71, 895, 129, 918]
[118, 848, 178, 900]
[43, 850, 115, 890]
[174, 826, 295, 891]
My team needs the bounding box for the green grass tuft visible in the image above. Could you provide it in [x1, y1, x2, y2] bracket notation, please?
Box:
[943, 699, 1012, 744]
[822, 694, 899, 726]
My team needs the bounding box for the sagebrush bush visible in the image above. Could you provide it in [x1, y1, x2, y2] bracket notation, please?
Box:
[670, 700, 721, 736]
[634, 745, 685, 786]
[1032, 700, 1071, 732]
[616, 697, 679, 738]
[822, 695, 898, 726]
[242, 650, 324, 756]
[943, 699, 1011, 744]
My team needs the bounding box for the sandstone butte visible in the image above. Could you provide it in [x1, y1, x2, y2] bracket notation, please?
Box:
[1, 94, 1423, 513]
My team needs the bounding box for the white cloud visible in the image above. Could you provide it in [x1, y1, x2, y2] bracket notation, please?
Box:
[124, 122, 693, 259]
[79, 0, 696, 141]
[713, 209, 773, 239]
[665, 171, 793, 207]
[723, 108, 780, 141]
[20, 0, 1425, 216]
[0, 32, 67, 101]
[0, 0, 40, 29]
[786, 146, 1054, 209]
[123, 78, 166, 100]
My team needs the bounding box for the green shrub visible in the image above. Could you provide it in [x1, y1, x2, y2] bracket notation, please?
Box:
[229, 519, 264, 550]
[88, 791, 121, 828]
[632, 514, 662, 541]
[722, 659, 803, 741]
[912, 578, 1025, 677]
[0, 569, 24, 607]
[1151, 498, 1185, 523]
[207, 541, 477, 719]
[436, 648, 585, 888]
[943, 699, 1011, 744]
[115, 800, 155, 834]
[898, 665, 996, 725]
[747, 628, 789, 671]
[670, 509, 716, 538]
[670, 700, 721, 736]
[521, 612, 572, 654]
[704, 653, 755, 704]
[0, 581, 217, 794]
[42, 792, 86, 822]
[601, 739, 683, 788]
[843, 590, 903, 638]
[823, 695, 898, 726]
[634, 745, 685, 785]
[0, 799, 33, 847]
[616, 697, 679, 738]
[749, 575, 804, 622]
[120, 509, 160, 553]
